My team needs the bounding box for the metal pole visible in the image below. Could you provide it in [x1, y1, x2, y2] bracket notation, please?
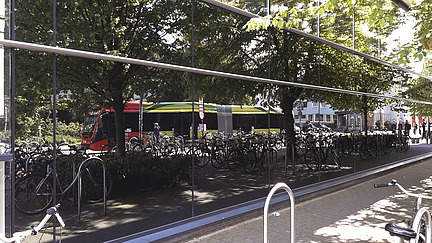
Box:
[266, 0, 271, 188]
[191, 0, 196, 217]
[352, 1, 355, 50]
[9, 0, 16, 236]
[139, 94, 143, 141]
[52, 0, 57, 241]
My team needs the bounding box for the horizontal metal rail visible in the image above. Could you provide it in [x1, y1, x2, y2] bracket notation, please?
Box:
[199, 0, 432, 82]
[284, 27, 431, 81]
[198, 0, 261, 18]
[0, 39, 431, 105]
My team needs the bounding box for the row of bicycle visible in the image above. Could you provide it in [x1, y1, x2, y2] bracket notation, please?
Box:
[107, 131, 285, 174]
[14, 142, 112, 215]
[190, 131, 283, 173]
[294, 130, 411, 171]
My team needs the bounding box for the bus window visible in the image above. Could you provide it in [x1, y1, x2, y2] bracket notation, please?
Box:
[82, 105, 101, 139]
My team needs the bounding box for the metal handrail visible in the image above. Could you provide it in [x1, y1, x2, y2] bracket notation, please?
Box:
[263, 182, 295, 243]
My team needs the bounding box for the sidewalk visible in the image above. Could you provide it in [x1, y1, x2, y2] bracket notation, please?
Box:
[186, 156, 432, 242]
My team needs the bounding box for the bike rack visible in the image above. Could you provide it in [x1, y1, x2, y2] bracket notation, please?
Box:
[284, 141, 295, 174]
[77, 157, 107, 221]
[263, 182, 295, 243]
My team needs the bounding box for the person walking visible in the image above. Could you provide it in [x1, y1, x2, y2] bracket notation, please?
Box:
[404, 120, 411, 136]
[154, 122, 160, 143]
[422, 121, 426, 139]
[302, 121, 312, 133]
[390, 120, 396, 133]
[397, 119, 403, 136]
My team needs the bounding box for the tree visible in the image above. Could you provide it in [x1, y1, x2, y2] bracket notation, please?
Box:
[245, 0, 404, 143]
[393, 0, 431, 65]
[401, 58, 432, 118]
[15, 0, 182, 155]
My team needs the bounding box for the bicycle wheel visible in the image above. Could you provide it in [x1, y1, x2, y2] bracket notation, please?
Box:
[342, 137, 353, 155]
[226, 150, 240, 170]
[359, 143, 368, 160]
[411, 207, 431, 243]
[195, 148, 211, 167]
[132, 143, 145, 152]
[15, 174, 53, 215]
[243, 150, 257, 173]
[211, 149, 226, 169]
[80, 159, 113, 203]
[383, 136, 394, 154]
[260, 149, 277, 172]
[403, 138, 410, 151]
[304, 149, 319, 171]
[329, 148, 341, 169]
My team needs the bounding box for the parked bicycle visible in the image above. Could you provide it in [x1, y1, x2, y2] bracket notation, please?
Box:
[375, 179, 432, 242]
[302, 132, 341, 171]
[0, 204, 65, 243]
[15, 156, 112, 214]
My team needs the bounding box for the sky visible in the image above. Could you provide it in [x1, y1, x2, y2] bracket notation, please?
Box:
[385, 15, 425, 73]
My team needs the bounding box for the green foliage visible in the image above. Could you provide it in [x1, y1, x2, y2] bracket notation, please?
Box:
[396, 0, 432, 64]
[100, 152, 191, 197]
[16, 116, 81, 144]
[401, 58, 432, 117]
[375, 120, 381, 128]
[384, 120, 391, 130]
[327, 121, 338, 129]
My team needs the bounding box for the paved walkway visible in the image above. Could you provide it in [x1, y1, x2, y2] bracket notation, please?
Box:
[186, 157, 432, 242]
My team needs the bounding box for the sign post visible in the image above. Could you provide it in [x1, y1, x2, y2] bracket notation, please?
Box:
[199, 98, 204, 137]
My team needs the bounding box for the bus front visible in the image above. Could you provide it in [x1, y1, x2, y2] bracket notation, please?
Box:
[81, 105, 102, 149]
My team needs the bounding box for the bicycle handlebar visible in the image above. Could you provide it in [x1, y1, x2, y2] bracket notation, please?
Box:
[0, 204, 65, 243]
[374, 179, 432, 200]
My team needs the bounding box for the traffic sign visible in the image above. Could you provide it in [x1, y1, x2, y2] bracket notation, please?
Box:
[199, 98, 204, 120]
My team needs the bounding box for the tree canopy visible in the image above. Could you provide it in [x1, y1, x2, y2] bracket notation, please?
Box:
[13, 0, 430, 151]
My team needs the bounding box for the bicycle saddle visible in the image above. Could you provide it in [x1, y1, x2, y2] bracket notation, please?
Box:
[385, 222, 417, 240]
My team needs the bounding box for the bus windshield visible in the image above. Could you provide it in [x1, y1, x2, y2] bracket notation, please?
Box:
[82, 105, 101, 139]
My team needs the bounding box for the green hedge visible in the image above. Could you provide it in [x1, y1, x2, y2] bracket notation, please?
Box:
[100, 152, 191, 197]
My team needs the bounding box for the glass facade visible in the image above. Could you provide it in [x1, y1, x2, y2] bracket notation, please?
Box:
[0, 0, 429, 242]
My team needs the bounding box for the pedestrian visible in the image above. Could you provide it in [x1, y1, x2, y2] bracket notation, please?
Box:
[427, 119, 432, 139]
[154, 122, 160, 143]
[404, 120, 411, 136]
[302, 120, 312, 133]
[397, 119, 403, 135]
[390, 120, 396, 133]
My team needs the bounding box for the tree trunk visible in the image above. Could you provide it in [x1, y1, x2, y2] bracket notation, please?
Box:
[362, 95, 368, 136]
[112, 92, 126, 156]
